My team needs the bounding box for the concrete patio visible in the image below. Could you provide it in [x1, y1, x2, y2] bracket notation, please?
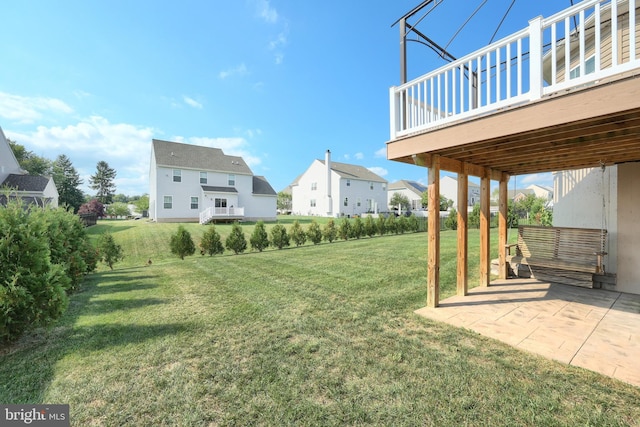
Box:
[415, 279, 640, 388]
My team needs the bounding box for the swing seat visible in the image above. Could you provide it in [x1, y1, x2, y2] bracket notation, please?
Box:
[506, 225, 607, 288]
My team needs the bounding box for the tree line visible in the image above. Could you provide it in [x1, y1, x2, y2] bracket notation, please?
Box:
[8, 140, 148, 214]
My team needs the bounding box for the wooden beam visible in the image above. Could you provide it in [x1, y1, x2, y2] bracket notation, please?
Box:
[498, 173, 509, 279]
[412, 153, 503, 180]
[480, 168, 491, 287]
[427, 155, 440, 307]
[457, 166, 468, 296]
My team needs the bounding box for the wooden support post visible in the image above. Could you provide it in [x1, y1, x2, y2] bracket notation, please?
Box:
[498, 173, 510, 279]
[457, 166, 468, 296]
[427, 155, 441, 307]
[480, 169, 491, 287]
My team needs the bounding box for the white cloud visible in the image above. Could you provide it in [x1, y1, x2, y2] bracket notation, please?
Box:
[0, 92, 73, 124]
[374, 147, 386, 158]
[367, 166, 388, 177]
[6, 116, 155, 195]
[218, 63, 248, 79]
[255, 0, 278, 23]
[354, 152, 364, 160]
[519, 172, 553, 187]
[183, 96, 203, 109]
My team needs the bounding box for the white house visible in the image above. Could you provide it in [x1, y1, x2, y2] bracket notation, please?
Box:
[0, 126, 58, 207]
[388, 180, 426, 211]
[440, 175, 480, 207]
[290, 150, 388, 217]
[149, 139, 277, 223]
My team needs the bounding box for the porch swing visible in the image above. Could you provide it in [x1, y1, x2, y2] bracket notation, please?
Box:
[506, 164, 610, 288]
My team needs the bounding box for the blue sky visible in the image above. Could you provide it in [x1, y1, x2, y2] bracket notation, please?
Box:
[0, 1, 570, 196]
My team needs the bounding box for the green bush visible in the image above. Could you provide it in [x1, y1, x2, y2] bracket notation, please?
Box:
[323, 219, 337, 243]
[469, 204, 481, 228]
[98, 231, 124, 269]
[306, 220, 323, 245]
[0, 201, 69, 342]
[444, 208, 458, 230]
[351, 217, 364, 239]
[201, 225, 225, 256]
[397, 215, 408, 234]
[249, 221, 269, 252]
[225, 222, 247, 254]
[270, 224, 290, 249]
[43, 208, 94, 290]
[376, 215, 386, 236]
[170, 225, 196, 259]
[290, 220, 307, 246]
[407, 214, 419, 232]
[364, 215, 376, 237]
[338, 217, 351, 240]
[387, 214, 398, 234]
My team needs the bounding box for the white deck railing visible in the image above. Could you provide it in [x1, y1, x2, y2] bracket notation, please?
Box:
[199, 206, 245, 224]
[390, 0, 639, 140]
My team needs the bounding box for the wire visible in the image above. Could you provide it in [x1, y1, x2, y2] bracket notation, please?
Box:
[489, 0, 517, 44]
[443, 0, 488, 54]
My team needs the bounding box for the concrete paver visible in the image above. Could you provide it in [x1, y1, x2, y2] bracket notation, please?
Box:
[414, 278, 640, 388]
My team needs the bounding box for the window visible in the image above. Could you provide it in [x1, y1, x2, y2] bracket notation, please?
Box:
[190, 197, 199, 210]
[346, 179, 350, 187]
[228, 174, 235, 186]
[382, 183, 386, 191]
[311, 182, 317, 191]
[163, 196, 172, 209]
[369, 182, 374, 190]
[570, 55, 596, 79]
[173, 169, 181, 182]
[215, 198, 227, 208]
[310, 199, 316, 207]
[357, 198, 361, 207]
[344, 197, 348, 207]
[200, 172, 207, 184]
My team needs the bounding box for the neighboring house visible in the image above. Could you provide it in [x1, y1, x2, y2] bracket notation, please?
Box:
[388, 180, 426, 211]
[0, 126, 58, 207]
[440, 175, 480, 207]
[290, 150, 388, 217]
[149, 139, 277, 223]
[527, 184, 553, 202]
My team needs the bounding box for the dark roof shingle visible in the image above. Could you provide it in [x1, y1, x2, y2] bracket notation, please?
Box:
[153, 139, 253, 175]
[1, 174, 50, 192]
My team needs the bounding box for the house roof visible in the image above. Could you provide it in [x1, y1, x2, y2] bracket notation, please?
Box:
[201, 186, 238, 193]
[1, 174, 50, 192]
[319, 160, 387, 182]
[152, 139, 253, 175]
[253, 176, 277, 196]
[389, 180, 426, 196]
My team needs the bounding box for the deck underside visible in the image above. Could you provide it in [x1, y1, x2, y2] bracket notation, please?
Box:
[387, 75, 640, 176]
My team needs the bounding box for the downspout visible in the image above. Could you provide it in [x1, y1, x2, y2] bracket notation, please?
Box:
[326, 150, 332, 216]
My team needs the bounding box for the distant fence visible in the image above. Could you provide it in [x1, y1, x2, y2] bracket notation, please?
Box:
[79, 213, 97, 227]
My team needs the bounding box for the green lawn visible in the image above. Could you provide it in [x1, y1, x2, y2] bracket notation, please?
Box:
[1, 218, 638, 425]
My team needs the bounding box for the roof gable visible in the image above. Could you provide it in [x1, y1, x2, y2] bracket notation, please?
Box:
[1, 174, 50, 192]
[319, 160, 387, 182]
[152, 139, 253, 175]
[253, 175, 276, 196]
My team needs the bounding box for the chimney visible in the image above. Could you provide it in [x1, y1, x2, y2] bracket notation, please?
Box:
[325, 150, 332, 216]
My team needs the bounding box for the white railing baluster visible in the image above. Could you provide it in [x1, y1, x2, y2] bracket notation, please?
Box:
[579, 9, 586, 78]
[595, 3, 601, 72]
[506, 43, 512, 98]
[630, 0, 637, 61]
[551, 22, 557, 85]
[517, 38, 522, 95]
[612, 0, 618, 66]
[564, 16, 571, 82]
